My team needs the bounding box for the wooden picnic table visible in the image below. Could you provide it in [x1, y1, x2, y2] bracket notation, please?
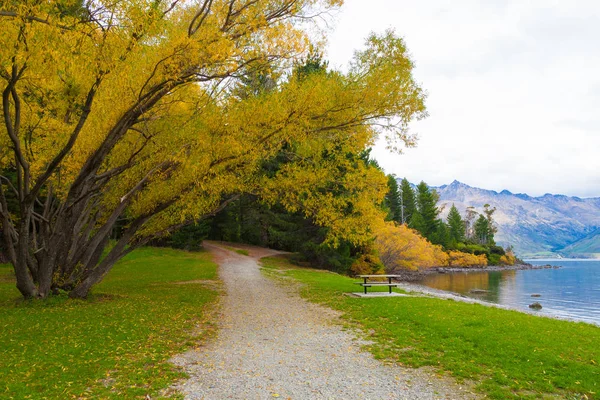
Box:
[356, 275, 402, 294]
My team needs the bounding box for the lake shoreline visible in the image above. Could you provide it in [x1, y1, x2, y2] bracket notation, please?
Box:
[394, 263, 560, 282]
[395, 259, 600, 326]
[394, 280, 600, 327]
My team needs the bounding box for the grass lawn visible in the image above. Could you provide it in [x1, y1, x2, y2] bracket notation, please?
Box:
[261, 255, 600, 399]
[0, 247, 219, 399]
[225, 247, 249, 256]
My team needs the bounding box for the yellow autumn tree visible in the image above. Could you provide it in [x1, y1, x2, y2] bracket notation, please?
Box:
[499, 250, 517, 266]
[0, 1, 426, 298]
[447, 251, 488, 267]
[375, 222, 448, 272]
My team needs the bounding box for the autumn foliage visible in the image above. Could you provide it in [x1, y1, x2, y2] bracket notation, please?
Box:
[0, 1, 426, 298]
[447, 251, 488, 268]
[499, 251, 517, 266]
[375, 222, 448, 272]
[350, 252, 385, 276]
[374, 222, 501, 271]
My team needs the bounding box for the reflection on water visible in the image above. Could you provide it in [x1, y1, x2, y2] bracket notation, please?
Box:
[423, 270, 516, 303]
[420, 260, 600, 325]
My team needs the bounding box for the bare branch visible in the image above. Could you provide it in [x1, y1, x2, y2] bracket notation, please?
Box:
[0, 175, 19, 198]
[188, 0, 213, 37]
[162, 0, 182, 17]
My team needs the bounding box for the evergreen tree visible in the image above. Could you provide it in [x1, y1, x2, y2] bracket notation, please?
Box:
[483, 204, 498, 245]
[399, 178, 416, 224]
[408, 211, 424, 232]
[294, 51, 329, 81]
[359, 148, 381, 169]
[432, 221, 451, 248]
[447, 204, 466, 244]
[231, 67, 278, 99]
[415, 181, 440, 241]
[384, 175, 402, 222]
[474, 214, 490, 244]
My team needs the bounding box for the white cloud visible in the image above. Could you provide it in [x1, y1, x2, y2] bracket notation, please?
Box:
[326, 0, 600, 197]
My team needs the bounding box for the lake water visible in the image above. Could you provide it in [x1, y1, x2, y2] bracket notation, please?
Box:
[420, 260, 600, 325]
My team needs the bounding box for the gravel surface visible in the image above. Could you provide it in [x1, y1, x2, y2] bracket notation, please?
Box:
[172, 242, 478, 399]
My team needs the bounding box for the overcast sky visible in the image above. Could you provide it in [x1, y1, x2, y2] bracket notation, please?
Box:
[325, 0, 600, 198]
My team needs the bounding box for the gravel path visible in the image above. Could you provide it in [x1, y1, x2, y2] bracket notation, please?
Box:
[172, 243, 478, 399]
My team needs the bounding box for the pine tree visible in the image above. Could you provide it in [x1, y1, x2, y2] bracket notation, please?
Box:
[399, 178, 416, 224]
[408, 211, 424, 232]
[415, 181, 440, 241]
[294, 51, 329, 80]
[432, 221, 451, 248]
[474, 214, 490, 244]
[483, 204, 498, 245]
[384, 175, 402, 222]
[447, 204, 466, 244]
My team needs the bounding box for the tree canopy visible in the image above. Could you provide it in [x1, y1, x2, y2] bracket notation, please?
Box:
[0, 0, 426, 298]
[375, 222, 447, 272]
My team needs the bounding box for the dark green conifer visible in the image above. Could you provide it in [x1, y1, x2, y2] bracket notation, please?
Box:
[483, 204, 497, 245]
[384, 175, 402, 222]
[415, 181, 440, 240]
[399, 178, 416, 224]
[447, 204, 466, 244]
[474, 214, 490, 245]
[408, 211, 424, 232]
[432, 221, 450, 248]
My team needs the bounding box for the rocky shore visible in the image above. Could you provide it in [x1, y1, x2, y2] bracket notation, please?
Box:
[393, 263, 561, 282]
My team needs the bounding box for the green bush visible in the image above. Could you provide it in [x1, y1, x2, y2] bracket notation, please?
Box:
[459, 243, 490, 256]
[489, 245, 506, 256]
[297, 241, 355, 274]
[488, 253, 502, 266]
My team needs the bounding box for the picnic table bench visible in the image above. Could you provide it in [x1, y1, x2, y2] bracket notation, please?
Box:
[356, 275, 402, 294]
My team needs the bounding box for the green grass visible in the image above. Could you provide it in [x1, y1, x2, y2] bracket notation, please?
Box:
[223, 245, 250, 256]
[0, 247, 219, 399]
[261, 255, 600, 399]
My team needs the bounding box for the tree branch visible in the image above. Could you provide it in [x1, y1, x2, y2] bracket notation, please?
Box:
[2, 65, 30, 196]
[27, 74, 104, 203]
[188, 0, 213, 37]
[0, 10, 70, 29]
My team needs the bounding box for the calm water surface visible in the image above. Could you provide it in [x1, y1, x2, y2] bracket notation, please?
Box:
[420, 260, 600, 325]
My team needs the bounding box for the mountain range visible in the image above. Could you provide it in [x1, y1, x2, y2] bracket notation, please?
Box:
[430, 180, 600, 259]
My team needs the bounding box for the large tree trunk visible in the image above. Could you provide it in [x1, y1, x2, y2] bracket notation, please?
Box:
[13, 260, 37, 298]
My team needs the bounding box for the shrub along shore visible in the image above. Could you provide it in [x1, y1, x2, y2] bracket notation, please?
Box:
[260, 254, 599, 400]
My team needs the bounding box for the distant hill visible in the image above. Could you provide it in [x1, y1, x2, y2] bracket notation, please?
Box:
[560, 229, 600, 255]
[417, 180, 600, 258]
